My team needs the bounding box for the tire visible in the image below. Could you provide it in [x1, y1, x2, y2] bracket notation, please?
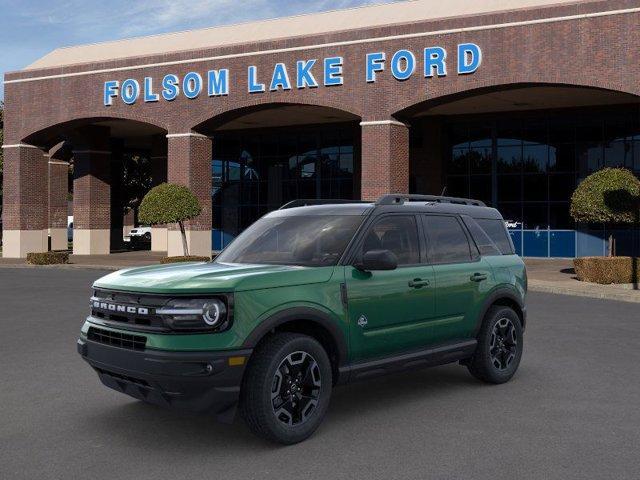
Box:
[240, 333, 332, 444]
[467, 306, 523, 384]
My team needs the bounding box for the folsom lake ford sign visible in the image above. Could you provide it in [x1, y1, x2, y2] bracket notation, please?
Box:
[103, 43, 482, 106]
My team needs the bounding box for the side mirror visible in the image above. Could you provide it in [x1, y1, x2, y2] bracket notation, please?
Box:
[355, 249, 398, 271]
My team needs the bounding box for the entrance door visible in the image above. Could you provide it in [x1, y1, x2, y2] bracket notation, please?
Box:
[345, 215, 435, 362]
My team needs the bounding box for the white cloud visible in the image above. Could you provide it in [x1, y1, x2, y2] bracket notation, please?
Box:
[13, 0, 395, 42]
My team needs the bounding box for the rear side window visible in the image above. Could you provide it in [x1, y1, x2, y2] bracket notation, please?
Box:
[462, 216, 502, 256]
[423, 215, 473, 264]
[476, 218, 515, 255]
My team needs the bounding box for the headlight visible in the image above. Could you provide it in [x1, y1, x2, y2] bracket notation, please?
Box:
[157, 298, 228, 331]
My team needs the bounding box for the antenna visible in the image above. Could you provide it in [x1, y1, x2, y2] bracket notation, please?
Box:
[440, 186, 447, 196]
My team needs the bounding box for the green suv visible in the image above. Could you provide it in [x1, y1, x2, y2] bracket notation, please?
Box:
[78, 194, 526, 444]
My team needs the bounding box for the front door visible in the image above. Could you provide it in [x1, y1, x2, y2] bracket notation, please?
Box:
[345, 215, 435, 362]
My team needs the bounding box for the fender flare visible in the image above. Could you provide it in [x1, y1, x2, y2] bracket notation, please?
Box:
[474, 287, 526, 335]
[242, 307, 349, 366]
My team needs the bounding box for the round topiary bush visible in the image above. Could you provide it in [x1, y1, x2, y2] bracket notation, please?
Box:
[139, 183, 202, 256]
[570, 168, 640, 257]
[570, 168, 640, 224]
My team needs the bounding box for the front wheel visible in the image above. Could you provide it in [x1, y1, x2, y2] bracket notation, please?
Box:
[240, 333, 332, 444]
[467, 306, 523, 384]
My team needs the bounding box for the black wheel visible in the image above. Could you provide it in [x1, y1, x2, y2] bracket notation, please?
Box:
[240, 333, 332, 444]
[467, 306, 523, 384]
[144, 232, 151, 241]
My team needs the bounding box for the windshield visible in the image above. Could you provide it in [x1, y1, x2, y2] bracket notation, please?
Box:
[215, 215, 364, 267]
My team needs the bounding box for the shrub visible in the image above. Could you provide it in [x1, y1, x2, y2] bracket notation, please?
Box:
[573, 256, 640, 284]
[570, 168, 640, 256]
[27, 251, 69, 265]
[160, 255, 210, 264]
[139, 183, 202, 256]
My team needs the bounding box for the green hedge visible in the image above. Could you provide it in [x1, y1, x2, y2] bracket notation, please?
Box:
[573, 256, 640, 284]
[160, 255, 210, 264]
[27, 251, 69, 265]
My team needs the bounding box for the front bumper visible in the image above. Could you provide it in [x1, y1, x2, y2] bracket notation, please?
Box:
[77, 338, 251, 423]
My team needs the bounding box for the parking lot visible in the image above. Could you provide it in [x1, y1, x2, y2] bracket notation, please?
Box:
[1, 268, 639, 480]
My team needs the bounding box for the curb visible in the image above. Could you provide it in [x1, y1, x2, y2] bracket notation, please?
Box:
[528, 280, 640, 304]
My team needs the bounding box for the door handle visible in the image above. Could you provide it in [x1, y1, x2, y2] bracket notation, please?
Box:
[408, 278, 430, 288]
[470, 272, 488, 282]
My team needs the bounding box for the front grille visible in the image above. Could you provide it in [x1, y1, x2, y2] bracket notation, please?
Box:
[90, 289, 168, 331]
[88, 327, 147, 351]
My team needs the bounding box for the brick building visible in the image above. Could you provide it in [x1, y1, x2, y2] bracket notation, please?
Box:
[3, 0, 640, 258]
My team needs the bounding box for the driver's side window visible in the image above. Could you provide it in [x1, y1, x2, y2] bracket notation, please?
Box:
[361, 215, 420, 266]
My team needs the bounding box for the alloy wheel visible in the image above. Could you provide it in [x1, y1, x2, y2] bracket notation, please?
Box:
[490, 317, 518, 371]
[271, 351, 322, 426]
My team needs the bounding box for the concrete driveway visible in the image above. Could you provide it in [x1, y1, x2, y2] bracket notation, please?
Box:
[1, 269, 639, 480]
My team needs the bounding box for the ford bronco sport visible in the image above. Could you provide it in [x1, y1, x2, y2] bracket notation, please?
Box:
[78, 194, 527, 444]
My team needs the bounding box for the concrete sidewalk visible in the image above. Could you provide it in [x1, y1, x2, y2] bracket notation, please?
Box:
[0, 250, 166, 270]
[525, 258, 640, 303]
[1, 251, 639, 303]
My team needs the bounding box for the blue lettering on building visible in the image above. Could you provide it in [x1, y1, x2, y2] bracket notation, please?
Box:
[103, 44, 482, 106]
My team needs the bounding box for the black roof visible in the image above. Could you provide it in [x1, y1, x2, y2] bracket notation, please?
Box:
[269, 195, 503, 220]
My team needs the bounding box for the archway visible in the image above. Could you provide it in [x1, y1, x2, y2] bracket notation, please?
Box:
[193, 103, 361, 250]
[21, 117, 167, 255]
[396, 84, 640, 257]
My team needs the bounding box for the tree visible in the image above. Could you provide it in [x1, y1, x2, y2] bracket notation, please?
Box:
[138, 183, 202, 256]
[570, 168, 640, 256]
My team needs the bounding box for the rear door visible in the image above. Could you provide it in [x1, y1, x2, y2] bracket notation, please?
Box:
[422, 214, 493, 343]
[345, 214, 436, 362]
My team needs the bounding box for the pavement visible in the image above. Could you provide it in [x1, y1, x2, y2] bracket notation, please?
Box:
[1, 268, 639, 480]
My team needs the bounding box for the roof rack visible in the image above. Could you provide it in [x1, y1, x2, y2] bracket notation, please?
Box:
[279, 199, 370, 209]
[375, 194, 486, 207]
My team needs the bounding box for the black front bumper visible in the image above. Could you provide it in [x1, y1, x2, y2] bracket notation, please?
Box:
[77, 338, 252, 423]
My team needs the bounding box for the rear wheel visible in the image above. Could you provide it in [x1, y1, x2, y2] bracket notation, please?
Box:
[240, 333, 332, 444]
[467, 306, 523, 384]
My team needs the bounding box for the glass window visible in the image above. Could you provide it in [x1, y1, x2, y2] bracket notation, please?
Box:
[476, 218, 515, 255]
[361, 216, 420, 265]
[497, 175, 521, 202]
[523, 144, 548, 173]
[523, 175, 548, 202]
[216, 215, 363, 266]
[497, 145, 522, 173]
[462, 216, 502, 256]
[212, 125, 358, 239]
[523, 204, 548, 229]
[424, 215, 472, 264]
[470, 147, 492, 174]
[445, 176, 469, 198]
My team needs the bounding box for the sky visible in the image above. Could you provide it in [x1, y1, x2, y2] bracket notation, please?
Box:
[0, 0, 398, 100]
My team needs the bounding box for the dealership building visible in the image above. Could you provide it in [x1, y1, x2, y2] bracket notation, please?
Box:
[3, 0, 640, 258]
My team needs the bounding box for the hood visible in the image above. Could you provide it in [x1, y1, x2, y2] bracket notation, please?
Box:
[93, 261, 336, 294]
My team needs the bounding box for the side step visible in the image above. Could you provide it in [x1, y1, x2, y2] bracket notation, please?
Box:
[337, 339, 477, 384]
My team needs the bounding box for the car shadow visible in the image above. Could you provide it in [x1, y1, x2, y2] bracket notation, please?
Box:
[87, 364, 481, 450]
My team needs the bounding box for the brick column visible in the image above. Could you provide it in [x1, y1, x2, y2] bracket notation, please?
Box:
[72, 126, 112, 255]
[1, 144, 49, 257]
[48, 144, 69, 251]
[360, 120, 410, 201]
[166, 132, 212, 257]
[150, 134, 168, 252]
